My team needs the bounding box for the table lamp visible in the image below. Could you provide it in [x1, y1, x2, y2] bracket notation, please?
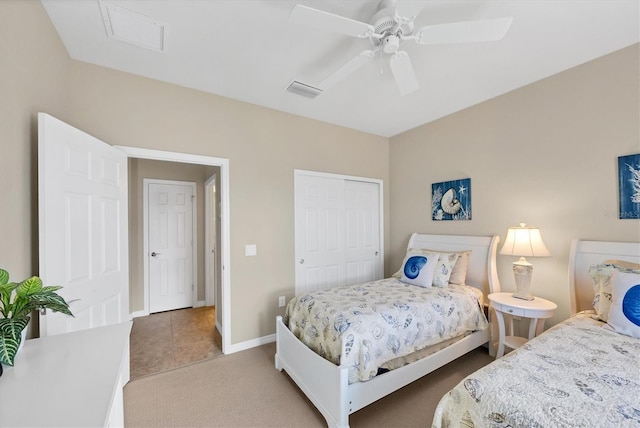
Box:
[499, 223, 550, 300]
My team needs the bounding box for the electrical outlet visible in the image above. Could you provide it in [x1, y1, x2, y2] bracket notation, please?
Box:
[278, 296, 286, 307]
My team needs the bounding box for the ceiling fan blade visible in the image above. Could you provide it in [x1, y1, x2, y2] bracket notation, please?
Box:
[415, 17, 513, 45]
[389, 51, 419, 96]
[320, 50, 376, 90]
[289, 4, 374, 38]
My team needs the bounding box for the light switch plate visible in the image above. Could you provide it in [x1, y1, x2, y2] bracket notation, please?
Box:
[245, 244, 257, 256]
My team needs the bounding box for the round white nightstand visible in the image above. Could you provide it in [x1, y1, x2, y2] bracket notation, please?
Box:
[488, 292, 557, 358]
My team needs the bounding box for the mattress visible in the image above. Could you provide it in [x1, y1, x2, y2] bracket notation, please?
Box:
[284, 278, 488, 383]
[432, 313, 640, 427]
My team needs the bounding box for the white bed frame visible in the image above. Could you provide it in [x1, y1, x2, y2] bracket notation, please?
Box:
[569, 238, 640, 315]
[275, 233, 501, 428]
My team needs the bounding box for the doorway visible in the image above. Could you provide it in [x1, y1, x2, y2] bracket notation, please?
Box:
[116, 146, 231, 354]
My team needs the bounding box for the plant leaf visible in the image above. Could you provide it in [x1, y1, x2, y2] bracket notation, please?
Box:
[0, 281, 18, 294]
[40, 286, 64, 293]
[0, 318, 29, 366]
[0, 282, 19, 318]
[29, 293, 74, 317]
[17, 276, 43, 296]
[0, 269, 9, 286]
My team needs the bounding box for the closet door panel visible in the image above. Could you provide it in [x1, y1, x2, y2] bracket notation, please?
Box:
[295, 172, 381, 295]
[345, 180, 381, 285]
[295, 174, 345, 294]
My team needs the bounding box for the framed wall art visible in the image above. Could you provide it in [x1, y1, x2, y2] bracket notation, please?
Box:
[618, 153, 640, 219]
[432, 178, 471, 221]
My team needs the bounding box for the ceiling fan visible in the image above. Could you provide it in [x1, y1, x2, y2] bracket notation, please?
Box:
[289, 0, 513, 96]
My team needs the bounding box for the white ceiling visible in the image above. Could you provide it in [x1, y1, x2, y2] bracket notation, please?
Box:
[41, 0, 639, 138]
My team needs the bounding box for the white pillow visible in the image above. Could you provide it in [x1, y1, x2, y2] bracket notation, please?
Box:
[447, 250, 471, 285]
[607, 271, 640, 339]
[399, 252, 440, 288]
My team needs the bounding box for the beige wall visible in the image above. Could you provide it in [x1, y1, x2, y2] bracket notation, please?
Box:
[1, 1, 390, 344]
[0, 0, 71, 281]
[128, 158, 218, 311]
[389, 44, 640, 327]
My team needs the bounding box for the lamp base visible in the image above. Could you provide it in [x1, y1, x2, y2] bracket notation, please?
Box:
[512, 258, 535, 301]
[512, 290, 535, 301]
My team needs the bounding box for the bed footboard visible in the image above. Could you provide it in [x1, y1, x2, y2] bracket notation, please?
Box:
[275, 315, 350, 428]
[275, 316, 490, 428]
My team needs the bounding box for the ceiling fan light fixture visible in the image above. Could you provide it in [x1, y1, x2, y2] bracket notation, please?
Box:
[382, 34, 400, 53]
[286, 80, 323, 99]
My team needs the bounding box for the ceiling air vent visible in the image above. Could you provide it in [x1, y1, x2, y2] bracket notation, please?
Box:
[99, 0, 166, 52]
[286, 81, 323, 99]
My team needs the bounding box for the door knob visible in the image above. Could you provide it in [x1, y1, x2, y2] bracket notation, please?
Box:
[151, 252, 161, 257]
[299, 258, 304, 264]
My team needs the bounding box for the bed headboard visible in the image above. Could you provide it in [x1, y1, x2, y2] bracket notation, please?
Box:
[406, 233, 501, 296]
[569, 239, 640, 315]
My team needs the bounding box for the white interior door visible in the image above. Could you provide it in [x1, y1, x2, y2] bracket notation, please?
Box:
[295, 172, 382, 295]
[38, 113, 129, 336]
[295, 174, 345, 295]
[345, 180, 381, 285]
[205, 174, 217, 307]
[147, 180, 194, 313]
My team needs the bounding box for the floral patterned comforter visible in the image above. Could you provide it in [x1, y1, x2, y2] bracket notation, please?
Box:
[432, 314, 640, 427]
[284, 278, 488, 383]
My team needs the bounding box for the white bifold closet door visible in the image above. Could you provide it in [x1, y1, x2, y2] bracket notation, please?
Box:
[295, 172, 382, 296]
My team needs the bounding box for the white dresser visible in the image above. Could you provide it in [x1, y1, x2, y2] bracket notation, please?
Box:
[0, 321, 132, 427]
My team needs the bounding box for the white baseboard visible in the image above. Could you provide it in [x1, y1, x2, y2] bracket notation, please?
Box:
[131, 301, 207, 319]
[225, 334, 275, 355]
[131, 310, 148, 319]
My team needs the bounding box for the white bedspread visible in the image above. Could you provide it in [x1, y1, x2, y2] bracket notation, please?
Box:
[284, 278, 488, 383]
[432, 313, 640, 427]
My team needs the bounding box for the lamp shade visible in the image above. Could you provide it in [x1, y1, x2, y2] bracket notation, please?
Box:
[499, 223, 550, 257]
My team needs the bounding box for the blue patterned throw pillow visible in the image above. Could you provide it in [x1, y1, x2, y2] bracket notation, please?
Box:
[607, 271, 640, 339]
[399, 252, 440, 287]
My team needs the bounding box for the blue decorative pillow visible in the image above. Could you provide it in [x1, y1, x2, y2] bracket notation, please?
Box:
[399, 252, 440, 287]
[607, 271, 640, 339]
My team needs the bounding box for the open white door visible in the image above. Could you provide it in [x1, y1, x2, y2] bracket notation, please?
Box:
[38, 113, 129, 336]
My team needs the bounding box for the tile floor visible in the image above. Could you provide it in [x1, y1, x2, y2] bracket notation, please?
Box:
[129, 306, 223, 379]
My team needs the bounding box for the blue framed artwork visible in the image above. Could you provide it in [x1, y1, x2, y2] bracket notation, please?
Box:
[618, 153, 640, 219]
[432, 178, 471, 221]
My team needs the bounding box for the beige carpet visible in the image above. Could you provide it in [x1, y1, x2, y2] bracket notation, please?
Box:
[124, 343, 493, 427]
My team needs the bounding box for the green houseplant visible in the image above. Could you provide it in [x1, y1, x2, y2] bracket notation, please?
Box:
[0, 268, 73, 366]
